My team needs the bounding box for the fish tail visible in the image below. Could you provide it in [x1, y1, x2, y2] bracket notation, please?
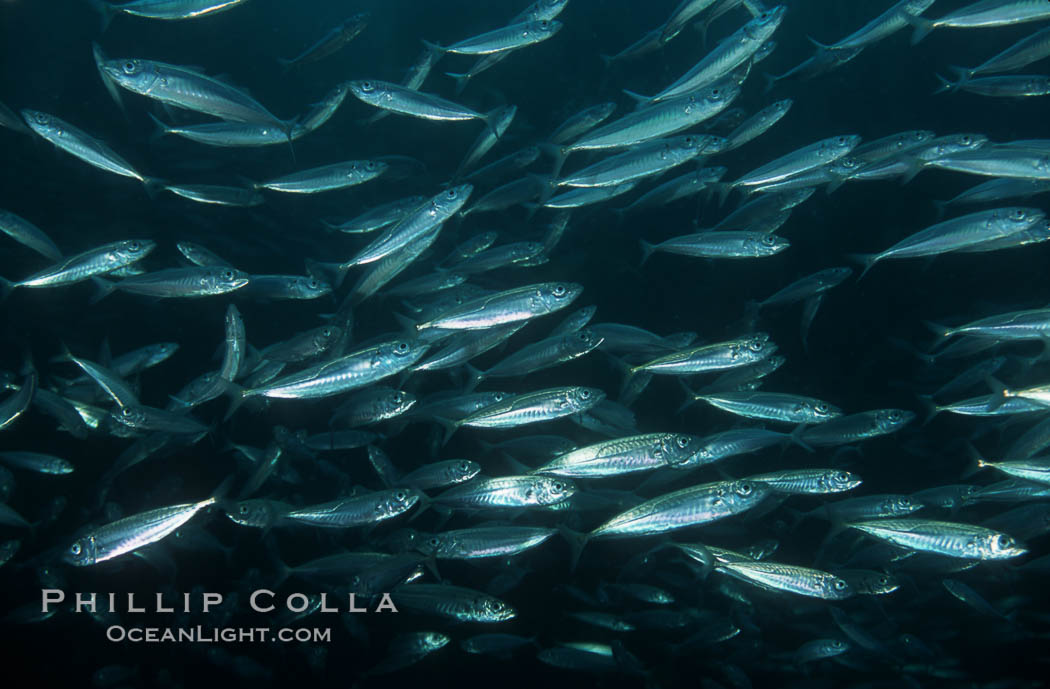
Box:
[674, 379, 701, 415]
[933, 73, 959, 95]
[89, 0, 116, 32]
[142, 176, 165, 200]
[445, 72, 471, 96]
[463, 364, 485, 394]
[983, 375, 1010, 411]
[88, 277, 117, 305]
[788, 423, 814, 453]
[931, 199, 948, 221]
[761, 72, 780, 94]
[921, 320, 953, 341]
[538, 143, 569, 180]
[806, 35, 831, 51]
[846, 253, 879, 281]
[557, 525, 589, 572]
[908, 16, 935, 45]
[961, 441, 990, 477]
[714, 182, 733, 207]
[916, 394, 942, 426]
[422, 39, 446, 55]
[434, 416, 461, 447]
[621, 89, 650, 106]
[639, 240, 657, 267]
[0, 276, 15, 301]
[145, 112, 172, 144]
[407, 492, 433, 523]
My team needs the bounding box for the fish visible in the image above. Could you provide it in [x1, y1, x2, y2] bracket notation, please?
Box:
[21, 110, 160, 192]
[425, 19, 563, 55]
[812, 0, 935, 51]
[349, 80, 496, 129]
[439, 386, 605, 443]
[241, 339, 430, 400]
[256, 160, 387, 193]
[64, 488, 222, 566]
[101, 59, 289, 132]
[533, 433, 709, 478]
[3, 240, 155, 292]
[910, 0, 1050, 44]
[640, 231, 790, 262]
[278, 12, 370, 70]
[853, 207, 1045, 278]
[633, 6, 787, 103]
[93, 266, 250, 300]
[415, 282, 582, 332]
[847, 518, 1028, 559]
[0, 209, 62, 261]
[91, 0, 250, 30]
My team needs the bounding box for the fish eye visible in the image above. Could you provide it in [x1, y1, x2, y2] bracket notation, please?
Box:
[70, 542, 82, 556]
[391, 392, 403, 404]
[121, 407, 133, 416]
[711, 88, 721, 97]
[127, 241, 141, 252]
[960, 135, 972, 145]
[578, 389, 592, 399]
[748, 339, 764, 351]
[676, 435, 690, 448]
[897, 497, 913, 508]
[122, 61, 136, 73]
[833, 579, 848, 590]
[361, 81, 374, 91]
[221, 270, 234, 280]
[322, 327, 333, 337]
[816, 403, 829, 413]
[446, 189, 457, 200]
[997, 535, 1015, 549]
[737, 482, 754, 496]
[428, 537, 440, 547]
[551, 481, 566, 493]
[307, 279, 320, 289]
[239, 505, 249, 514]
[395, 342, 409, 353]
[878, 576, 890, 585]
[395, 490, 408, 501]
[552, 284, 567, 296]
[1012, 209, 1027, 220]
[458, 461, 472, 472]
[761, 235, 776, 246]
[888, 410, 902, 421]
[540, 20, 549, 28]
[835, 471, 850, 482]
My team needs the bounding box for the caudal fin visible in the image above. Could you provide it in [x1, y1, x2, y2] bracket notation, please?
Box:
[558, 525, 589, 572]
[445, 72, 471, 96]
[908, 16, 936, 45]
[639, 240, 658, 267]
[846, 253, 880, 281]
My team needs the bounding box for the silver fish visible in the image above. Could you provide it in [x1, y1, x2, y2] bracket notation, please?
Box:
[64, 493, 218, 566]
[5, 239, 155, 290]
[21, 110, 158, 190]
[847, 518, 1027, 559]
[426, 19, 562, 55]
[258, 160, 387, 194]
[241, 339, 429, 400]
[102, 59, 288, 131]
